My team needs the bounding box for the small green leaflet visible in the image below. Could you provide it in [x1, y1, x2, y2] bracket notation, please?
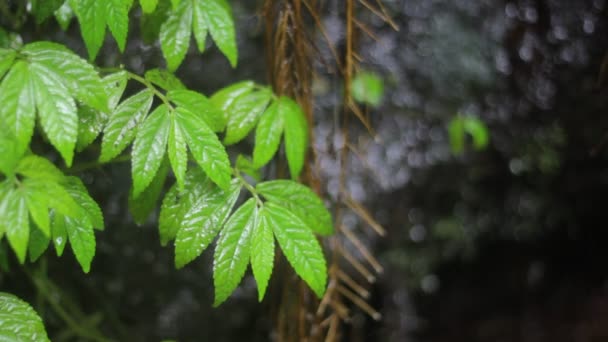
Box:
[210, 80, 255, 121]
[54, 2, 74, 31]
[250, 206, 274, 301]
[3, 188, 29, 264]
[257, 180, 333, 236]
[174, 107, 232, 190]
[448, 115, 490, 154]
[174, 178, 240, 268]
[76, 71, 128, 151]
[224, 89, 273, 145]
[265, 202, 327, 298]
[213, 198, 256, 306]
[159, 169, 208, 246]
[69, 0, 132, 59]
[0, 292, 50, 342]
[160, 0, 237, 71]
[31, 0, 65, 24]
[251, 96, 308, 179]
[235, 155, 261, 182]
[100, 89, 154, 162]
[28, 226, 50, 262]
[140, 0, 160, 13]
[350, 71, 384, 107]
[131, 104, 171, 198]
[168, 89, 224, 132]
[252, 100, 282, 167]
[145, 68, 186, 91]
[129, 158, 169, 225]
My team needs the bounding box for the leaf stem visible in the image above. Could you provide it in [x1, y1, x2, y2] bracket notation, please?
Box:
[233, 168, 263, 207]
[126, 71, 175, 110]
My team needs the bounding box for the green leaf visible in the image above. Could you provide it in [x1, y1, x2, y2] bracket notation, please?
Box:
[131, 104, 171, 198]
[0, 183, 13, 239]
[168, 89, 224, 132]
[51, 211, 68, 256]
[191, 0, 208, 52]
[63, 177, 104, 230]
[54, 2, 74, 31]
[140, 0, 159, 13]
[200, 0, 238, 67]
[28, 226, 50, 262]
[351, 71, 384, 107]
[31, 0, 65, 24]
[174, 179, 240, 268]
[30, 66, 78, 166]
[252, 100, 282, 168]
[22, 41, 108, 111]
[140, 0, 171, 43]
[158, 169, 208, 245]
[257, 180, 333, 236]
[251, 206, 274, 301]
[69, 0, 105, 59]
[25, 189, 51, 237]
[63, 213, 95, 273]
[3, 188, 29, 264]
[213, 198, 256, 306]
[129, 158, 169, 225]
[168, 116, 188, 191]
[0, 292, 50, 342]
[100, 89, 154, 162]
[69, 0, 131, 58]
[145, 68, 186, 91]
[22, 180, 81, 219]
[175, 107, 231, 189]
[159, 0, 192, 71]
[16, 155, 64, 183]
[265, 202, 327, 298]
[0, 61, 35, 155]
[281, 96, 308, 179]
[0, 131, 20, 176]
[224, 89, 273, 145]
[103, 71, 129, 111]
[0, 49, 16, 79]
[106, 0, 131, 52]
[448, 115, 490, 154]
[235, 155, 261, 182]
[210, 81, 255, 119]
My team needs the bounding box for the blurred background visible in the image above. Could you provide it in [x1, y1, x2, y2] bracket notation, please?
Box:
[2, 0, 608, 341]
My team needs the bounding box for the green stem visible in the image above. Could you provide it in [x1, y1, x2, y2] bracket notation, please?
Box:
[24, 268, 112, 342]
[233, 168, 263, 206]
[126, 71, 175, 110]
